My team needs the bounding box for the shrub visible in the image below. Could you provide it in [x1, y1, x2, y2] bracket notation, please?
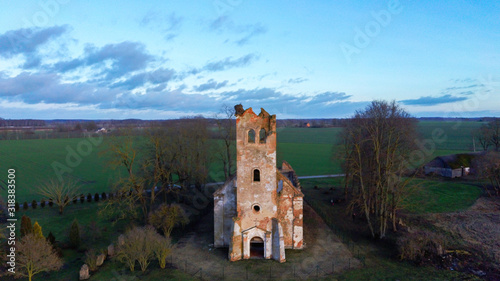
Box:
[48, 198, 53, 207]
[20, 215, 33, 237]
[94, 193, 100, 202]
[109, 193, 114, 200]
[149, 204, 189, 237]
[40, 200, 46, 208]
[47, 232, 56, 245]
[69, 219, 81, 249]
[101, 192, 107, 200]
[31, 200, 37, 209]
[87, 193, 92, 202]
[33, 221, 44, 239]
[80, 194, 85, 203]
[117, 226, 161, 272]
[397, 230, 446, 263]
[85, 249, 98, 271]
[15, 202, 19, 211]
[23, 201, 28, 210]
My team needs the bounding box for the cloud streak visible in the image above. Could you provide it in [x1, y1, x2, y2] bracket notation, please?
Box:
[0, 26, 68, 58]
[400, 94, 468, 106]
[53, 41, 154, 80]
[193, 79, 228, 91]
[210, 16, 267, 45]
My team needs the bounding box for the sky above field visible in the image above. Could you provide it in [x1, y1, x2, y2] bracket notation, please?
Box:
[0, 0, 499, 119]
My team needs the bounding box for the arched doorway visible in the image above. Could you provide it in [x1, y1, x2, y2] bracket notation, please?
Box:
[250, 237, 264, 258]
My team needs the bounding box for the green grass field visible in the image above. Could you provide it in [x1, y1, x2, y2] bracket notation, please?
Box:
[0, 121, 485, 203]
[404, 179, 483, 213]
[0, 137, 122, 203]
[416, 120, 484, 157]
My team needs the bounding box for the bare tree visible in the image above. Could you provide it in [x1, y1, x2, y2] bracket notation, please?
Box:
[100, 133, 149, 223]
[17, 233, 63, 281]
[143, 125, 177, 204]
[149, 203, 189, 237]
[152, 233, 172, 269]
[341, 100, 417, 239]
[473, 126, 492, 151]
[472, 151, 500, 196]
[473, 118, 500, 151]
[117, 225, 162, 272]
[37, 179, 80, 215]
[170, 117, 211, 189]
[214, 104, 236, 180]
[488, 119, 500, 151]
[116, 227, 142, 272]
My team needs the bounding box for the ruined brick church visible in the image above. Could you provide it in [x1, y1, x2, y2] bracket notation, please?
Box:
[214, 105, 304, 262]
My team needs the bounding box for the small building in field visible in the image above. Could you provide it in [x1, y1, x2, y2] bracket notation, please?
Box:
[213, 105, 304, 263]
[424, 153, 480, 178]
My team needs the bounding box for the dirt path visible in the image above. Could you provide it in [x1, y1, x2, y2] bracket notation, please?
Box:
[427, 197, 500, 270]
[171, 203, 359, 280]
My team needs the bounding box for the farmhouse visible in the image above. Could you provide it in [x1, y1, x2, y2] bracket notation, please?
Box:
[424, 153, 480, 178]
[213, 105, 304, 262]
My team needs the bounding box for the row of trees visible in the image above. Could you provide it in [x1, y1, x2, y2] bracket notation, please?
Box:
[100, 115, 222, 227]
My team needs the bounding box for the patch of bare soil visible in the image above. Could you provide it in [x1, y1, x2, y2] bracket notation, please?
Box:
[427, 196, 500, 277]
[171, 203, 359, 280]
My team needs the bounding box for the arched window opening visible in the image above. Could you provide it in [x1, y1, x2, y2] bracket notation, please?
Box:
[253, 169, 260, 182]
[259, 128, 266, 143]
[248, 129, 255, 143]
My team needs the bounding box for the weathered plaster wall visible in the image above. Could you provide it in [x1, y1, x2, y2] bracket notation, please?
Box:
[214, 178, 237, 247]
[292, 197, 304, 249]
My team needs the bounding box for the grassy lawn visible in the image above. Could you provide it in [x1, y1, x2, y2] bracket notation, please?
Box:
[277, 127, 342, 144]
[278, 142, 340, 176]
[404, 178, 483, 213]
[417, 120, 483, 152]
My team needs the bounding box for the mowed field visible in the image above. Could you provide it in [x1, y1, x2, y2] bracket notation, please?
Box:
[0, 120, 485, 203]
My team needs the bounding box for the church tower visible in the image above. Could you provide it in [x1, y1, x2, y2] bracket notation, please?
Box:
[230, 104, 283, 261]
[235, 104, 277, 231]
[214, 104, 303, 263]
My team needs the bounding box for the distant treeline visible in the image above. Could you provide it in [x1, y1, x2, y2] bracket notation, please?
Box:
[0, 116, 493, 133]
[0, 119, 46, 127]
[0, 118, 349, 128]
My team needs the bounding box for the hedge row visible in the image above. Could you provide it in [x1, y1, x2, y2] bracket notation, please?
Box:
[15, 192, 112, 211]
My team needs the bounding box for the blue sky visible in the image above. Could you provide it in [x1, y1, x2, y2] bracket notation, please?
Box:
[0, 0, 499, 119]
